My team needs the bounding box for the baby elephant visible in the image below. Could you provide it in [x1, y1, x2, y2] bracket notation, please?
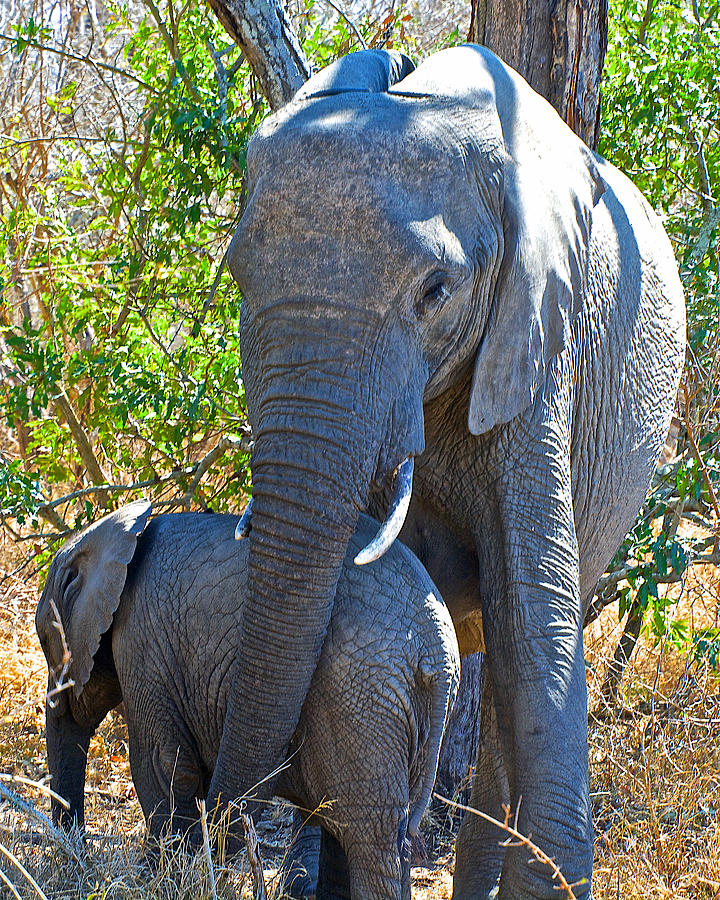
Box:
[36, 501, 459, 899]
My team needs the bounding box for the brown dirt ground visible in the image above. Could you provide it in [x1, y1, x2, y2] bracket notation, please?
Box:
[0, 524, 718, 898]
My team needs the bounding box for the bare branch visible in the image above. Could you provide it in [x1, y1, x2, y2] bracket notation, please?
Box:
[183, 435, 248, 508]
[0, 33, 159, 95]
[434, 793, 581, 899]
[52, 388, 108, 502]
[320, 0, 367, 50]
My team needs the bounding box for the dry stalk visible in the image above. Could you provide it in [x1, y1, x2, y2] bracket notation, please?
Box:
[197, 799, 217, 900]
[0, 866, 22, 899]
[241, 811, 268, 900]
[433, 793, 583, 899]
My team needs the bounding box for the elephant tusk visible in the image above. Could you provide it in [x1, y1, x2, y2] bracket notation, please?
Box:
[235, 498, 254, 540]
[354, 457, 414, 566]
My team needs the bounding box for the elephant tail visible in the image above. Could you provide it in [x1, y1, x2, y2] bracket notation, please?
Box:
[407, 626, 460, 839]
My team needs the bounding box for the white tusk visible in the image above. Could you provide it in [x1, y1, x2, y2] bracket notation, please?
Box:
[354, 457, 414, 566]
[235, 498, 253, 540]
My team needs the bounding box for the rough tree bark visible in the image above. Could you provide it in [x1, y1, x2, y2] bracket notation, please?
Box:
[469, 0, 608, 148]
[206, 0, 311, 109]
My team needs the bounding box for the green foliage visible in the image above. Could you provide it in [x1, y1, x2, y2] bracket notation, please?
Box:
[601, 0, 719, 366]
[1, 0, 262, 535]
[0, 1, 424, 547]
[599, 0, 719, 650]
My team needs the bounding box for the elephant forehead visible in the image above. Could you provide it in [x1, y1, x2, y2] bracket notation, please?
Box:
[252, 92, 456, 163]
[232, 103, 479, 297]
[230, 183, 470, 305]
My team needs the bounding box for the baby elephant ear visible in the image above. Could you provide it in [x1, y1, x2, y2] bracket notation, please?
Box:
[36, 500, 152, 699]
[294, 48, 415, 100]
[467, 50, 606, 434]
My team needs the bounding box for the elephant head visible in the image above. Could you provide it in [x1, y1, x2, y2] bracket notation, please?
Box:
[36, 500, 151, 826]
[208, 45, 605, 812]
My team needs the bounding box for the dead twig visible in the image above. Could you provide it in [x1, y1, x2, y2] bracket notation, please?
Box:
[241, 812, 267, 900]
[433, 793, 583, 899]
[197, 799, 217, 900]
[45, 599, 73, 708]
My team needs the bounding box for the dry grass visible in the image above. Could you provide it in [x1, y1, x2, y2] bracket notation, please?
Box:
[0, 527, 718, 899]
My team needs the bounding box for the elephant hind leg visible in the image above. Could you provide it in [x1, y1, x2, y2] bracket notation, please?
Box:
[125, 711, 204, 842]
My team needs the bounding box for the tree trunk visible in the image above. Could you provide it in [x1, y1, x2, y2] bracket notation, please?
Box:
[206, 0, 311, 109]
[469, 0, 608, 148]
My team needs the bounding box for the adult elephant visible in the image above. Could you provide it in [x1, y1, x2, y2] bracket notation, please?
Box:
[205, 46, 685, 898]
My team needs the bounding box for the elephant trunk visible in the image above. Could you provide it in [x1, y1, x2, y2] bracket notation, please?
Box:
[204, 308, 427, 821]
[207, 400, 380, 815]
[46, 689, 93, 830]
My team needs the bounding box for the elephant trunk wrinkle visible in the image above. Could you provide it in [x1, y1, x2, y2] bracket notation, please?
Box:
[207, 426, 375, 814]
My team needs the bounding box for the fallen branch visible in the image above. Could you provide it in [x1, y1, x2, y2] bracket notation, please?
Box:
[0, 781, 83, 865]
[0, 774, 69, 811]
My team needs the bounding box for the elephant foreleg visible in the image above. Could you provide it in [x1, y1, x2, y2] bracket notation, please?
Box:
[46, 701, 94, 830]
[458, 368, 593, 899]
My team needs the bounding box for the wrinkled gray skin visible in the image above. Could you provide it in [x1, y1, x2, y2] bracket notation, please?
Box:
[206, 45, 686, 899]
[36, 503, 459, 900]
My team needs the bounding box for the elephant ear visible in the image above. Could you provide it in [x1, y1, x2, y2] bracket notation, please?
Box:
[294, 48, 415, 100]
[463, 46, 607, 434]
[36, 500, 152, 699]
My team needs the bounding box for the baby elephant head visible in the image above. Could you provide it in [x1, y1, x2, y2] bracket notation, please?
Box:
[36, 500, 151, 827]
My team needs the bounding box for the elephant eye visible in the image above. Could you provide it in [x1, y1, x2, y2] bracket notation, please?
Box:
[415, 279, 452, 322]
